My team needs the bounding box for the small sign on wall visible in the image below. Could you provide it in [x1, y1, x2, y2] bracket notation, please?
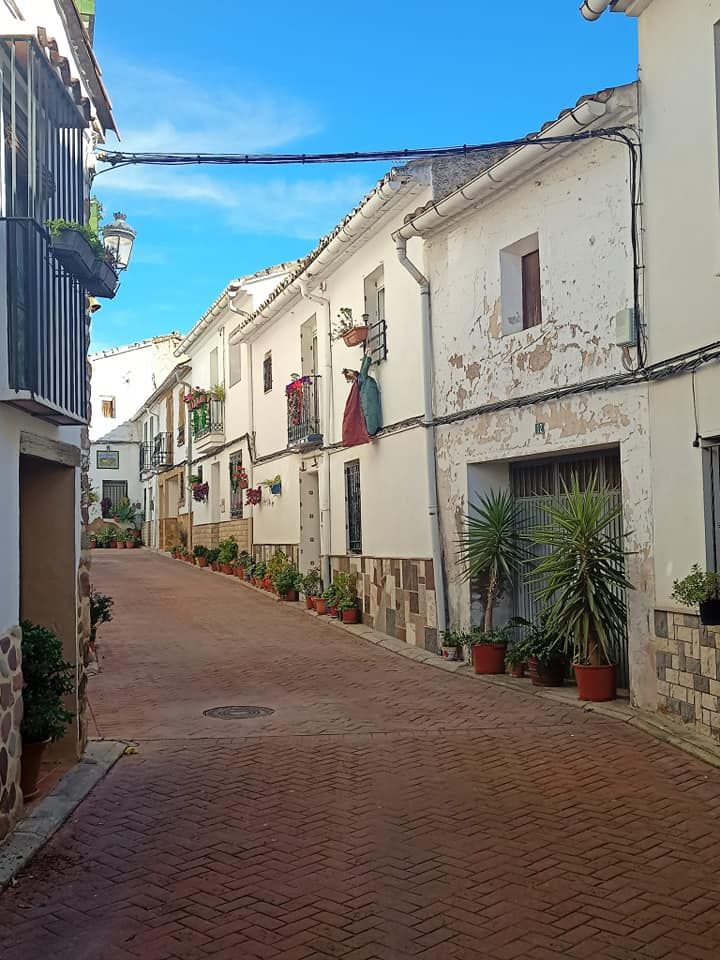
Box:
[96, 450, 120, 469]
[534, 423, 546, 436]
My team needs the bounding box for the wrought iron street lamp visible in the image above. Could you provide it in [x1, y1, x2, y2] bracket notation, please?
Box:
[102, 212, 136, 272]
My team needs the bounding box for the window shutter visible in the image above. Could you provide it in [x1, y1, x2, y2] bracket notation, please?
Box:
[521, 250, 542, 329]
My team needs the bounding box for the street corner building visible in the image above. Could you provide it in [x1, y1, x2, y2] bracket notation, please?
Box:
[0, 0, 116, 840]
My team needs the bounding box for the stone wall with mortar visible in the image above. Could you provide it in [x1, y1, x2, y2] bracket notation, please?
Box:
[655, 609, 720, 737]
[193, 519, 251, 552]
[0, 626, 23, 842]
[332, 556, 438, 651]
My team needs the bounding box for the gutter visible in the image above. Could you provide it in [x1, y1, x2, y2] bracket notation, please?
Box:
[579, 0, 613, 20]
[393, 98, 611, 241]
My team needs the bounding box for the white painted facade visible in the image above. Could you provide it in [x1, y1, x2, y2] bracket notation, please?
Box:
[89, 335, 181, 441]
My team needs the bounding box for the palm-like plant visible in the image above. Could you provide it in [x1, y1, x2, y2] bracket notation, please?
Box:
[530, 476, 633, 666]
[457, 489, 525, 633]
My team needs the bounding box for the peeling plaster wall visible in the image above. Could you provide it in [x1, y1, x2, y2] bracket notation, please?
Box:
[424, 133, 658, 709]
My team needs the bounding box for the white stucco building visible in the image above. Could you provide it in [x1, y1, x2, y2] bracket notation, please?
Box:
[0, 0, 116, 839]
[582, 0, 720, 734]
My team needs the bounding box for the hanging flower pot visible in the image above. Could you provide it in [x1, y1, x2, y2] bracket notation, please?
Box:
[270, 482, 282, 495]
[343, 325, 369, 348]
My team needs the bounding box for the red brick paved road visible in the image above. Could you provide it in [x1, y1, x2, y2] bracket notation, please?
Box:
[4, 551, 720, 959]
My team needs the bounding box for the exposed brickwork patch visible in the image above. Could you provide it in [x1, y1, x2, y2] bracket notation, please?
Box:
[656, 609, 720, 738]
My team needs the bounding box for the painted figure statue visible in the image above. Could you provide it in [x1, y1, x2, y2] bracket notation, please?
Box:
[342, 355, 382, 446]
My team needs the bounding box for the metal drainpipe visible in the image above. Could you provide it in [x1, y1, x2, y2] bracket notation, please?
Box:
[393, 237, 448, 634]
[299, 281, 333, 589]
[174, 372, 193, 549]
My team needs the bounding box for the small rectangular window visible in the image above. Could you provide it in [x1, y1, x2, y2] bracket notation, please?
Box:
[704, 440, 720, 572]
[229, 341, 242, 386]
[263, 352, 273, 393]
[500, 234, 542, 336]
[344, 460, 362, 554]
[101, 398, 115, 418]
[364, 265, 387, 363]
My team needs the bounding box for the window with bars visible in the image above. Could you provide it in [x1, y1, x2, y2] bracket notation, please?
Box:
[102, 480, 128, 511]
[229, 452, 244, 519]
[263, 352, 273, 393]
[364, 266, 387, 363]
[510, 452, 622, 499]
[704, 441, 720, 572]
[344, 460, 362, 553]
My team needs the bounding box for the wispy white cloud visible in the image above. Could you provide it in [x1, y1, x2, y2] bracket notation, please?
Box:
[97, 60, 377, 240]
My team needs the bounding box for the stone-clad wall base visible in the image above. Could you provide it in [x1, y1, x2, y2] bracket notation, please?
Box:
[0, 626, 23, 842]
[193, 520, 251, 552]
[655, 609, 720, 737]
[254, 544, 299, 566]
[332, 556, 438, 651]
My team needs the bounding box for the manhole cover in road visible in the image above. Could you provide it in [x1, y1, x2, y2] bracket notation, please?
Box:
[203, 705, 275, 720]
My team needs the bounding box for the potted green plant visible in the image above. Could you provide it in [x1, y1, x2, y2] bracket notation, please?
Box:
[505, 639, 528, 678]
[20, 621, 74, 799]
[88, 590, 113, 663]
[672, 564, 720, 626]
[193, 544, 209, 567]
[276, 565, 302, 601]
[217, 536, 238, 574]
[466, 625, 513, 675]
[439, 629, 464, 661]
[332, 571, 360, 623]
[457, 489, 525, 674]
[207, 548, 220, 572]
[320, 584, 338, 616]
[302, 569, 323, 609]
[531, 476, 633, 702]
[46, 219, 97, 280]
[252, 561, 267, 586]
[333, 307, 368, 347]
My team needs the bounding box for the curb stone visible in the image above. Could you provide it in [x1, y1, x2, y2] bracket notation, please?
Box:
[0, 739, 126, 890]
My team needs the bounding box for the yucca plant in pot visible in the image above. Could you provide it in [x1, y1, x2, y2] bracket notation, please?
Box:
[20, 621, 74, 799]
[530, 476, 633, 702]
[457, 489, 525, 674]
[672, 565, 720, 626]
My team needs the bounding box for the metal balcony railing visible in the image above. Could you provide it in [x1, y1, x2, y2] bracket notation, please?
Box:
[151, 432, 173, 470]
[177, 423, 186, 447]
[3, 217, 88, 424]
[191, 399, 224, 440]
[287, 375, 322, 448]
[139, 441, 151, 476]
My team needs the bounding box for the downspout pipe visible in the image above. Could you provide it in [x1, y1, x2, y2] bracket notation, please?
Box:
[174, 371, 193, 549]
[579, 0, 612, 21]
[299, 280, 333, 590]
[393, 236, 448, 634]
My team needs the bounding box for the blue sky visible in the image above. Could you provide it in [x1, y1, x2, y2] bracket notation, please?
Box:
[90, 1, 637, 352]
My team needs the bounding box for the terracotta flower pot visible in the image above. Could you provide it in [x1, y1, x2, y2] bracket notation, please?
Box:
[235, 567, 245, 578]
[197, 557, 207, 567]
[123, 541, 131, 548]
[508, 663, 525, 679]
[574, 663, 617, 702]
[211, 562, 219, 572]
[114, 541, 123, 549]
[472, 643, 506, 675]
[700, 598, 720, 626]
[221, 563, 232, 575]
[305, 596, 315, 610]
[342, 608, 359, 624]
[281, 590, 298, 602]
[329, 605, 338, 618]
[527, 657, 565, 687]
[343, 325, 369, 347]
[21, 738, 50, 801]
[315, 598, 327, 615]
[89, 541, 97, 549]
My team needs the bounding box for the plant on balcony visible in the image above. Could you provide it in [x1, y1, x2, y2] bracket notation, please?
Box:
[231, 465, 248, 491]
[183, 387, 210, 410]
[211, 384, 226, 401]
[46, 218, 98, 280]
[192, 481, 209, 503]
[332, 307, 368, 347]
[286, 376, 311, 426]
[672, 565, 720, 625]
[246, 486, 262, 506]
[20, 620, 75, 799]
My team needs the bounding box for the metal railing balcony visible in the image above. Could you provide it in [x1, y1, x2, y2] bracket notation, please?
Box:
[191, 399, 224, 441]
[287, 375, 322, 448]
[177, 423, 186, 447]
[151, 432, 173, 470]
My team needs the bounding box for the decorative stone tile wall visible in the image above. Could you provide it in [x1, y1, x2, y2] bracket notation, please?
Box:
[655, 609, 720, 737]
[254, 543, 299, 566]
[332, 556, 438, 651]
[192, 519, 251, 552]
[0, 626, 23, 842]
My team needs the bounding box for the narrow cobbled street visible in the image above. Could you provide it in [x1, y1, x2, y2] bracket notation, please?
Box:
[3, 551, 720, 959]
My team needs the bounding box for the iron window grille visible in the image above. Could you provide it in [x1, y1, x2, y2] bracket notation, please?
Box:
[229, 452, 244, 519]
[344, 460, 362, 554]
[287, 375, 321, 447]
[102, 480, 128, 511]
[177, 423, 185, 447]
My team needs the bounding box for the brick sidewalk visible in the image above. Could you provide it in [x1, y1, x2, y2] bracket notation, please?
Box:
[3, 550, 720, 959]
